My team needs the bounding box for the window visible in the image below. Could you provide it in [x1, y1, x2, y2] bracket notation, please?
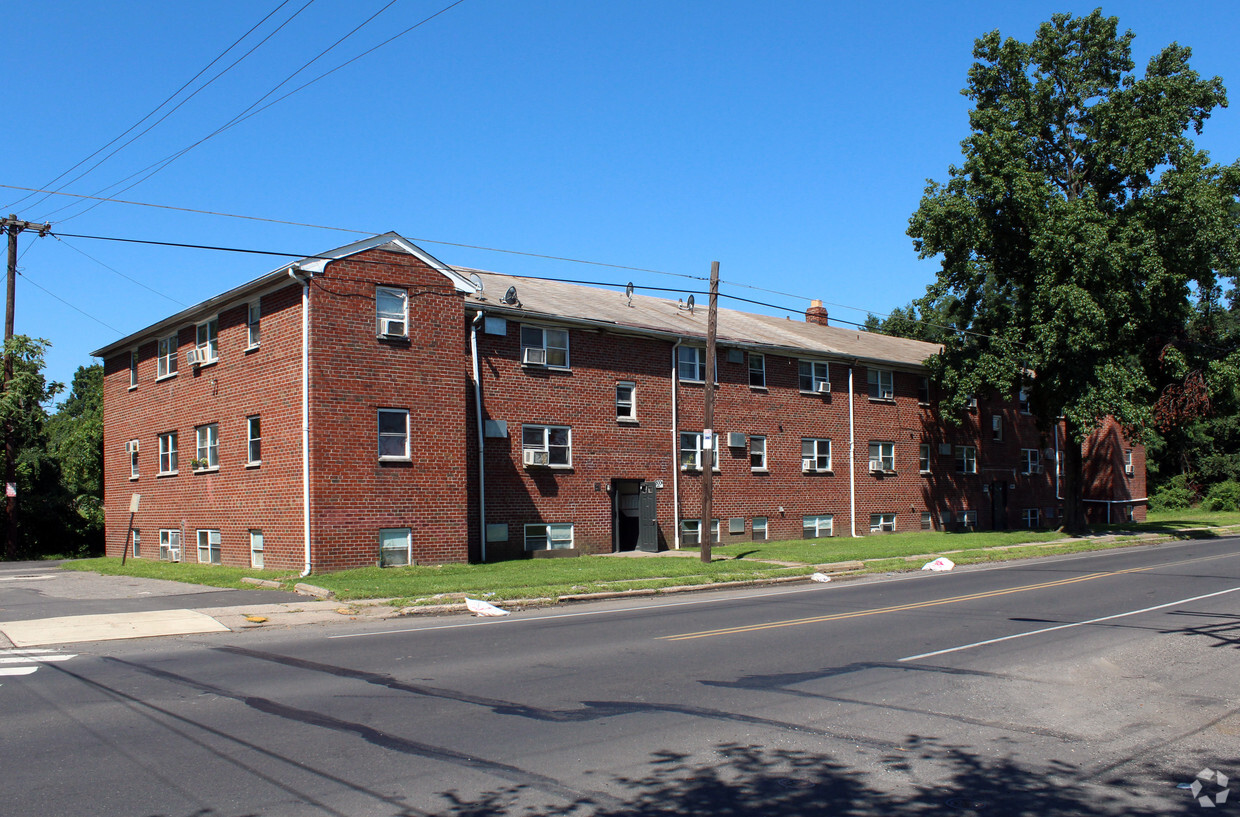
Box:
[129, 351, 138, 389]
[1022, 508, 1041, 529]
[378, 409, 410, 460]
[801, 438, 831, 472]
[525, 523, 574, 551]
[966, 394, 978, 410]
[195, 424, 219, 470]
[960, 510, 977, 530]
[919, 443, 931, 473]
[1124, 449, 1134, 476]
[749, 353, 766, 388]
[798, 360, 830, 393]
[520, 325, 569, 368]
[157, 334, 178, 379]
[921, 512, 933, 530]
[159, 529, 181, 561]
[1019, 388, 1031, 414]
[752, 517, 768, 541]
[802, 514, 833, 538]
[1021, 448, 1041, 475]
[918, 376, 931, 405]
[379, 527, 411, 567]
[616, 382, 636, 421]
[679, 431, 718, 471]
[250, 530, 264, 568]
[158, 432, 178, 474]
[129, 441, 140, 479]
[750, 435, 767, 471]
[197, 529, 221, 565]
[376, 287, 408, 337]
[870, 513, 897, 533]
[522, 424, 572, 467]
[680, 519, 719, 546]
[956, 445, 977, 474]
[132, 529, 141, 558]
[991, 414, 1003, 441]
[196, 317, 219, 364]
[247, 301, 261, 348]
[868, 368, 894, 400]
[678, 346, 707, 382]
[247, 416, 261, 465]
[868, 441, 895, 472]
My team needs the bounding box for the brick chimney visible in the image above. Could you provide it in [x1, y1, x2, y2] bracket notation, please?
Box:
[805, 299, 829, 326]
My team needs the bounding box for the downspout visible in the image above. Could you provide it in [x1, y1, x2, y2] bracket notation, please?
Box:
[849, 363, 857, 537]
[289, 266, 312, 577]
[470, 311, 487, 562]
[671, 339, 682, 549]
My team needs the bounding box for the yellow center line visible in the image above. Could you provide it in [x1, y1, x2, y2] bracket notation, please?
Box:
[658, 552, 1231, 642]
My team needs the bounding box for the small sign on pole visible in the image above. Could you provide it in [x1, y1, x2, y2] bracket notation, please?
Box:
[129, 493, 141, 513]
[702, 429, 713, 449]
[5, 482, 14, 498]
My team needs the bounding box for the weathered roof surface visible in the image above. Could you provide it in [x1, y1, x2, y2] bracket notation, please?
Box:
[460, 269, 940, 369]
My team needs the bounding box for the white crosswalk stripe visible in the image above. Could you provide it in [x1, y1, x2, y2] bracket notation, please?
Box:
[0, 648, 76, 677]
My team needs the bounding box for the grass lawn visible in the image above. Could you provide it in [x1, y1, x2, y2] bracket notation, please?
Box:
[707, 528, 1070, 565]
[1144, 508, 1240, 528]
[62, 557, 292, 590]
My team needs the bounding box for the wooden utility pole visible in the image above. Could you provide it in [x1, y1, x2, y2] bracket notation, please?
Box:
[3, 215, 50, 560]
[700, 261, 719, 563]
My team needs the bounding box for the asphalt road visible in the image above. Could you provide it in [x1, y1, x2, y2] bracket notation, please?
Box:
[3, 538, 1239, 816]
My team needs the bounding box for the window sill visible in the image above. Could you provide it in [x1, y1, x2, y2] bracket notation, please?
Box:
[192, 466, 219, 474]
[617, 417, 639, 424]
[521, 363, 571, 372]
[245, 461, 262, 469]
[245, 344, 260, 354]
[128, 385, 137, 392]
[194, 359, 218, 370]
[799, 389, 831, 396]
[749, 385, 768, 392]
[379, 456, 412, 463]
[920, 470, 931, 476]
[751, 467, 769, 474]
[869, 397, 896, 404]
[802, 469, 833, 475]
[157, 470, 179, 478]
[129, 476, 139, 482]
[155, 373, 177, 383]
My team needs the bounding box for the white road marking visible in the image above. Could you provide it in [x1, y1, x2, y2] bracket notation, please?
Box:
[0, 648, 77, 678]
[899, 585, 1240, 662]
[0, 574, 54, 581]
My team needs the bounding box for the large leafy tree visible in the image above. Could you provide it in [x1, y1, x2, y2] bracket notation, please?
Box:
[908, 10, 1240, 530]
[45, 364, 104, 553]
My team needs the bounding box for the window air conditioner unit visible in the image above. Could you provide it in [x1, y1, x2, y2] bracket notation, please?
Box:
[523, 449, 549, 467]
[185, 348, 204, 367]
[802, 458, 815, 472]
[869, 460, 883, 472]
[1125, 467, 1134, 476]
[378, 318, 406, 337]
[727, 432, 746, 448]
[816, 381, 831, 394]
[522, 347, 547, 366]
[125, 440, 140, 454]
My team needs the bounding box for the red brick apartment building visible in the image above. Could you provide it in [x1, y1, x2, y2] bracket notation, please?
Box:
[94, 233, 1146, 572]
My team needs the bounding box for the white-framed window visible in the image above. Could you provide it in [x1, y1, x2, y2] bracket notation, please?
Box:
[379, 527, 411, 567]
[249, 530, 264, 568]
[376, 287, 408, 337]
[752, 516, 768, 541]
[960, 510, 977, 530]
[870, 513, 897, 533]
[868, 441, 895, 472]
[678, 346, 707, 382]
[157, 334, 178, 379]
[195, 317, 219, 364]
[798, 360, 830, 393]
[921, 512, 933, 530]
[868, 368, 894, 400]
[247, 416, 261, 465]
[378, 409, 410, 461]
[247, 301, 261, 349]
[750, 435, 767, 471]
[956, 445, 977, 474]
[966, 394, 978, 410]
[524, 522, 575, 551]
[523, 424, 572, 467]
[196, 529, 221, 565]
[1021, 448, 1041, 475]
[158, 431, 178, 474]
[1019, 388, 1031, 414]
[991, 414, 1003, 441]
[520, 325, 569, 368]
[749, 353, 766, 388]
[159, 529, 181, 561]
[801, 438, 831, 472]
[1124, 449, 1134, 476]
[918, 376, 931, 405]
[129, 350, 138, 389]
[679, 431, 718, 471]
[129, 440, 140, 479]
[680, 519, 719, 546]
[132, 529, 141, 558]
[1022, 508, 1040, 529]
[195, 424, 219, 470]
[919, 443, 931, 473]
[802, 514, 833, 538]
[616, 381, 636, 421]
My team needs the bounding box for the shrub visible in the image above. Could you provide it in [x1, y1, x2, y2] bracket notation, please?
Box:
[1203, 480, 1240, 513]
[1149, 474, 1195, 511]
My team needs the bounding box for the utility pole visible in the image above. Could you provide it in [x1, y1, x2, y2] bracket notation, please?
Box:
[3, 215, 50, 560]
[700, 261, 719, 563]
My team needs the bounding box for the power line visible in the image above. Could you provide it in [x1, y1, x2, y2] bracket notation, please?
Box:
[53, 236, 187, 307]
[16, 269, 122, 334]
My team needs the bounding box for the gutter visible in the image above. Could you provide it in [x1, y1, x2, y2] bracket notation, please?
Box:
[470, 312, 488, 562]
[288, 266, 313, 577]
[671, 339, 682, 549]
[849, 362, 858, 537]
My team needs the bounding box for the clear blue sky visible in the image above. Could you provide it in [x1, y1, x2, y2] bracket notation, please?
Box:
[7, 1, 1240, 396]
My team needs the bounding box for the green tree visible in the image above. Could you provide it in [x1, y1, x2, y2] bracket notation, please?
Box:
[907, 10, 1240, 530]
[45, 364, 103, 554]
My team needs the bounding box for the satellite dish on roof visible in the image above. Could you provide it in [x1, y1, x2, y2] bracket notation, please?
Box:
[469, 272, 484, 293]
[625, 282, 634, 306]
[501, 285, 521, 307]
[686, 294, 695, 312]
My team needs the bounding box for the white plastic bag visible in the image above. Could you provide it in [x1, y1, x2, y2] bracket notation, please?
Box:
[921, 557, 955, 572]
[465, 597, 510, 617]
[810, 572, 832, 583]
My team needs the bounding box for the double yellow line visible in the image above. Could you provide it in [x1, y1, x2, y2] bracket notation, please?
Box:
[659, 560, 1183, 642]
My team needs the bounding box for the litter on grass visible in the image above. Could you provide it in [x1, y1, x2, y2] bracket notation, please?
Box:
[465, 597, 510, 617]
[922, 557, 955, 572]
[810, 573, 832, 583]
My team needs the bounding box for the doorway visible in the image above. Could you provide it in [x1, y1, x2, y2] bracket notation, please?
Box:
[613, 479, 659, 552]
